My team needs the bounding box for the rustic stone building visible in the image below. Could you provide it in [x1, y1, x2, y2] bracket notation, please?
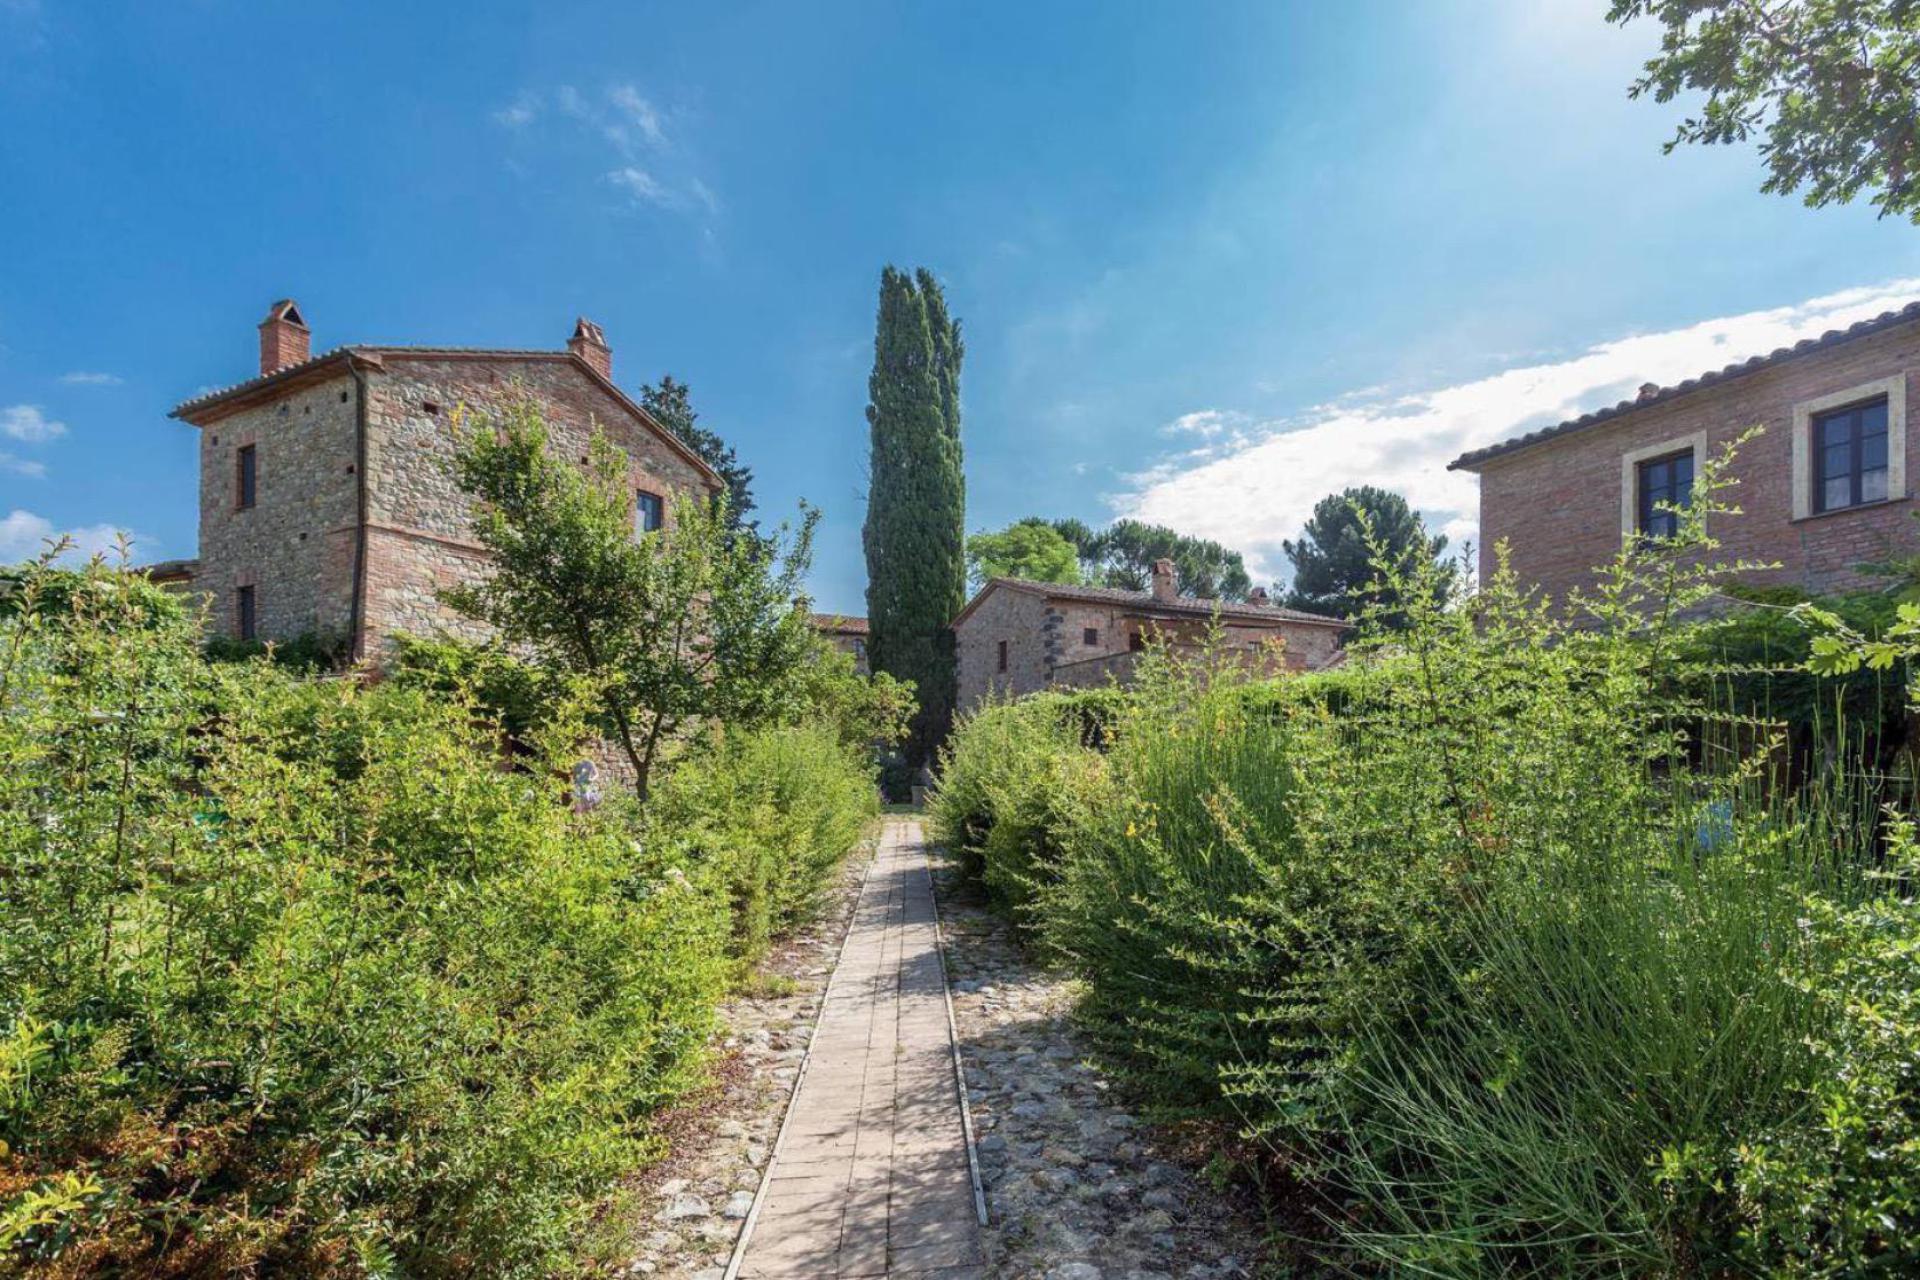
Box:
[163, 300, 721, 657]
[952, 558, 1347, 711]
[811, 613, 870, 674]
[1451, 300, 1920, 603]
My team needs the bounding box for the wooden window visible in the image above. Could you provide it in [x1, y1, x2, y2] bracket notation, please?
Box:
[635, 489, 664, 535]
[996, 640, 1009, 673]
[1813, 396, 1891, 513]
[1635, 449, 1693, 538]
[236, 444, 257, 510]
[236, 585, 256, 641]
[1083, 626, 1099, 646]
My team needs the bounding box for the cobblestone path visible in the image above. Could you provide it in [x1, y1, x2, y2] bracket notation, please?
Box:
[731, 818, 985, 1279]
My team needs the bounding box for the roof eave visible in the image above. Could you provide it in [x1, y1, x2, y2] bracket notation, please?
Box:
[1447, 299, 1920, 473]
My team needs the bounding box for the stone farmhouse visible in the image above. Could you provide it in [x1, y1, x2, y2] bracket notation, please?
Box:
[952, 558, 1347, 711]
[812, 613, 871, 674]
[1451, 300, 1920, 603]
[158, 300, 722, 658]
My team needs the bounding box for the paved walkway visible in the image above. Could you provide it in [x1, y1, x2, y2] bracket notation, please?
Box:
[733, 819, 984, 1279]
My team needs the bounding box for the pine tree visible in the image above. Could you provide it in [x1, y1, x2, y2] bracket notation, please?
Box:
[863, 266, 966, 766]
[1283, 485, 1453, 626]
[638, 375, 758, 536]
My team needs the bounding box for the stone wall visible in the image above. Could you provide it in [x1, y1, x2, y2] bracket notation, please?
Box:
[954, 586, 1055, 711]
[194, 372, 358, 642]
[954, 582, 1347, 710]
[1477, 320, 1920, 602]
[359, 356, 712, 652]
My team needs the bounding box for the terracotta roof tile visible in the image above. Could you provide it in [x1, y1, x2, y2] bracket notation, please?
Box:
[961, 577, 1346, 628]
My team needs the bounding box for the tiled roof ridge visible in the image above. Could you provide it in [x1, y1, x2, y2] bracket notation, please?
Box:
[166, 342, 724, 488]
[169, 343, 577, 417]
[1449, 299, 1920, 471]
[993, 575, 1346, 626]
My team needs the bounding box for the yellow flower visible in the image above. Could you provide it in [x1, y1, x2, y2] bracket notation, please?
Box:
[1126, 822, 1138, 838]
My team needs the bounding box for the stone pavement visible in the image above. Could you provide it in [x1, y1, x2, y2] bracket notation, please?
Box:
[732, 818, 984, 1279]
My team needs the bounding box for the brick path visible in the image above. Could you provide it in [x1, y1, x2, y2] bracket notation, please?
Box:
[733, 819, 985, 1279]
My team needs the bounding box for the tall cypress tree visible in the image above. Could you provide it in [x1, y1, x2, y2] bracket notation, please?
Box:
[863, 266, 966, 767]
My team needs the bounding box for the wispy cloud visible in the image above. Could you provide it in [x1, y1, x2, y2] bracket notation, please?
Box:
[1117, 278, 1920, 582]
[607, 84, 669, 149]
[0, 453, 46, 479]
[59, 370, 121, 386]
[494, 81, 716, 224]
[2, 404, 65, 442]
[492, 89, 540, 129]
[0, 509, 144, 564]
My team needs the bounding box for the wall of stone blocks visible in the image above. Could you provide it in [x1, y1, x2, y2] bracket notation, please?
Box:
[955, 583, 1348, 710]
[1478, 322, 1920, 603]
[194, 372, 359, 642]
[359, 357, 712, 652]
[954, 587, 1055, 711]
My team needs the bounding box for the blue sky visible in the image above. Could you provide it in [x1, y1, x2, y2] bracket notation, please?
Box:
[4, 1, 1919, 611]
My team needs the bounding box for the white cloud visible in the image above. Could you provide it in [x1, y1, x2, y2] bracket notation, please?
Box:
[59, 371, 121, 386]
[1, 404, 64, 442]
[1162, 409, 1247, 440]
[608, 84, 668, 148]
[504, 81, 716, 226]
[0, 510, 143, 564]
[607, 166, 674, 207]
[1118, 278, 1920, 582]
[0, 453, 46, 479]
[492, 90, 540, 129]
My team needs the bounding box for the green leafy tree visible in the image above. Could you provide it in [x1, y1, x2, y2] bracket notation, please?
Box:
[1052, 518, 1253, 600]
[640, 374, 758, 535]
[445, 395, 818, 797]
[1283, 486, 1451, 624]
[863, 265, 966, 764]
[967, 518, 1082, 588]
[1609, 0, 1920, 221]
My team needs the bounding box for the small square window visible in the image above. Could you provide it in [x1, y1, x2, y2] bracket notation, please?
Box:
[236, 585, 256, 641]
[1813, 397, 1890, 514]
[1083, 626, 1099, 646]
[1636, 449, 1693, 539]
[635, 489, 665, 535]
[236, 444, 257, 510]
[1129, 631, 1146, 652]
[996, 640, 1009, 673]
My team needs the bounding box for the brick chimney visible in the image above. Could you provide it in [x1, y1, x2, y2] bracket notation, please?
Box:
[1249, 586, 1271, 607]
[258, 299, 310, 375]
[1151, 557, 1177, 602]
[569, 318, 611, 380]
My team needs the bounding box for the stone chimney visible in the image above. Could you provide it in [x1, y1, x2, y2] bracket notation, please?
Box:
[568, 318, 612, 380]
[1151, 557, 1177, 602]
[1249, 586, 1270, 607]
[258, 299, 310, 375]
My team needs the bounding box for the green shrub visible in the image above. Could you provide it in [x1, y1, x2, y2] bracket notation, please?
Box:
[930, 693, 1106, 922]
[387, 631, 565, 743]
[650, 721, 878, 967]
[204, 628, 352, 671]
[1681, 586, 1911, 770]
[1327, 773, 1871, 1276]
[1729, 823, 1920, 1277]
[946, 443, 1920, 1275]
[0, 556, 730, 1276]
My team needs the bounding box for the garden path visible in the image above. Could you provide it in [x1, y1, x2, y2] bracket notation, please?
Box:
[729, 818, 986, 1278]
